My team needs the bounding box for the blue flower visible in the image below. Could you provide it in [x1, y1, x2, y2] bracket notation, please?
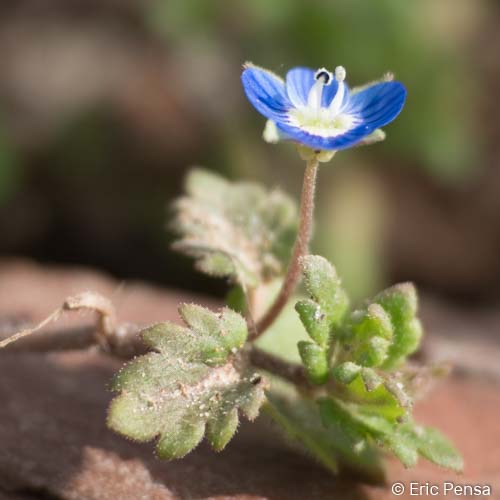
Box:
[241, 63, 406, 151]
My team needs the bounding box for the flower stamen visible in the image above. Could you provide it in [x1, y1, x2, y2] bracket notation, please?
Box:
[329, 66, 346, 116]
[307, 68, 332, 111]
[314, 68, 333, 85]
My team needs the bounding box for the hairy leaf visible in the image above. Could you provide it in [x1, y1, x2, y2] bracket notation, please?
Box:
[321, 397, 462, 472]
[338, 372, 407, 421]
[266, 379, 385, 483]
[299, 255, 349, 331]
[172, 169, 297, 287]
[108, 305, 267, 459]
[384, 423, 463, 472]
[297, 341, 328, 385]
[328, 282, 422, 371]
[288, 254, 461, 473]
[375, 283, 423, 369]
[411, 425, 463, 472]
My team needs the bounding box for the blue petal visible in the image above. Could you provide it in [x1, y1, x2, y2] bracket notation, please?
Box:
[321, 80, 348, 109]
[320, 79, 340, 107]
[276, 122, 374, 151]
[285, 67, 315, 107]
[285, 67, 343, 108]
[241, 65, 291, 122]
[345, 81, 406, 129]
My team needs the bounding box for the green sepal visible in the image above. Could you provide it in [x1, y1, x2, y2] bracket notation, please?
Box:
[357, 128, 386, 147]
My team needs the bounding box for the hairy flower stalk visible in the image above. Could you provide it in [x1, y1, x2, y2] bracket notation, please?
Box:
[251, 157, 319, 338]
[241, 62, 407, 338]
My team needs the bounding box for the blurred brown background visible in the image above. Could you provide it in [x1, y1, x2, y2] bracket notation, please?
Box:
[0, 0, 499, 308]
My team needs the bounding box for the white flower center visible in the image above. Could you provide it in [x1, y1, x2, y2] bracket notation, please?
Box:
[288, 65, 357, 137]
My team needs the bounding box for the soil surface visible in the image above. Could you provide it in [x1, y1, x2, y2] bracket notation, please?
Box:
[0, 259, 499, 500]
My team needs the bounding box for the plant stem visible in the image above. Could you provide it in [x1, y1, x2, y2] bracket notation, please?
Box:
[251, 157, 319, 339]
[0, 322, 146, 358]
[249, 346, 311, 389]
[0, 321, 311, 388]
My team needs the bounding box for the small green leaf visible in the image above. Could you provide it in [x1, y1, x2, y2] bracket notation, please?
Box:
[176, 304, 247, 366]
[196, 253, 235, 278]
[337, 283, 422, 370]
[352, 303, 393, 342]
[219, 307, 248, 352]
[295, 299, 330, 347]
[332, 362, 361, 385]
[375, 283, 423, 369]
[172, 169, 297, 287]
[300, 255, 349, 330]
[383, 378, 412, 409]
[384, 431, 419, 468]
[341, 303, 393, 368]
[157, 419, 206, 459]
[360, 368, 383, 392]
[319, 396, 421, 470]
[108, 304, 266, 459]
[414, 426, 463, 472]
[297, 341, 329, 385]
[206, 408, 239, 452]
[319, 398, 368, 441]
[384, 423, 463, 472]
[342, 374, 407, 421]
[356, 336, 391, 368]
[266, 379, 385, 483]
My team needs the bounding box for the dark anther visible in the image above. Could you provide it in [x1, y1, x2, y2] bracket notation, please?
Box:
[251, 375, 262, 385]
[315, 70, 331, 84]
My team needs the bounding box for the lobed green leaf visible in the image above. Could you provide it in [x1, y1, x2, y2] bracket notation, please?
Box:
[108, 304, 267, 459]
[172, 168, 297, 288]
[284, 253, 460, 474]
